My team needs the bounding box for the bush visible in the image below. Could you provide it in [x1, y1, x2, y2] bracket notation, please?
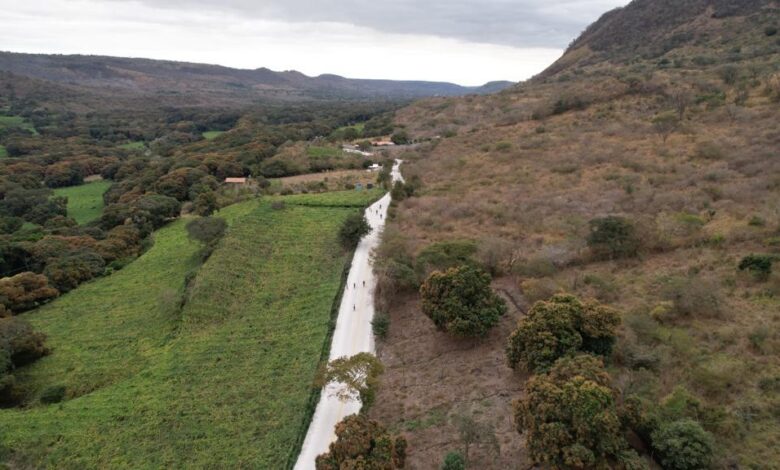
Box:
[506, 294, 620, 372]
[338, 212, 371, 250]
[765, 26, 778, 36]
[40, 385, 66, 404]
[186, 217, 227, 247]
[1, 316, 49, 406]
[738, 254, 775, 281]
[415, 240, 477, 279]
[371, 313, 390, 340]
[587, 216, 639, 260]
[43, 249, 106, 292]
[659, 276, 723, 319]
[441, 451, 466, 470]
[420, 265, 507, 337]
[0, 272, 59, 314]
[513, 355, 631, 469]
[651, 419, 713, 470]
[315, 414, 406, 470]
[390, 131, 410, 145]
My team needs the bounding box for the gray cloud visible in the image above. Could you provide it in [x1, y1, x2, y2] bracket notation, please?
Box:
[121, 0, 629, 48]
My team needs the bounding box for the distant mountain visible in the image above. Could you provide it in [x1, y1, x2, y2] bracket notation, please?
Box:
[0, 52, 512, 104]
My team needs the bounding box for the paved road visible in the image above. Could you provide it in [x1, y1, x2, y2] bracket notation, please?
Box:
[294, 160, 403, 470]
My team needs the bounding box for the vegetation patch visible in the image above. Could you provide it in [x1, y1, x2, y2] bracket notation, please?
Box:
[201, 130, 225, 140]
[0, 195, 366, 468]
[53, 180, 112, 225]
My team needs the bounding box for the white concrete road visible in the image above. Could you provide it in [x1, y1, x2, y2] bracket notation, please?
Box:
[294, 160, 403, 470]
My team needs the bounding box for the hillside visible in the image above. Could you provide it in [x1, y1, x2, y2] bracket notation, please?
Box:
[0, 191, 381, 468]
[371, 0, 780, 468]
[0, 52, 512, 104]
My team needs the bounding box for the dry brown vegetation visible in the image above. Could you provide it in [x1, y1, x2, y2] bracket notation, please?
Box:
[371, 2, 780, 468]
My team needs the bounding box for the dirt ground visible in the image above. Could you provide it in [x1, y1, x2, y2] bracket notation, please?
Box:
[369, 278, 531, 470]
[271, 169, 377, 189]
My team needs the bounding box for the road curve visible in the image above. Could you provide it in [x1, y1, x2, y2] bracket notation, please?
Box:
[294, 160, 403, 470]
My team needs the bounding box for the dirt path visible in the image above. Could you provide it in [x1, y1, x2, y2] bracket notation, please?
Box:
[294, 160, 403, 469]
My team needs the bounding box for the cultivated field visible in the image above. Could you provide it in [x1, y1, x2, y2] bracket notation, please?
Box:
[0, 190, 379, 468]
[54, 180, 112, 224]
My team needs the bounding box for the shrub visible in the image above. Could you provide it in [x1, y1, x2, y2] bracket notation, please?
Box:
[651, 419, 713, 470]
[652, 111, 680, 143]
[338, 212, 371, 250]
[441, 451, 465, 470]
[513, 355, 631, 469]
[193, 191, 218, 216]
[1, 316, 49, 406]
[40, 385, 66, 404]
[506, 294, 621, 372]
[43, 249, 106, 292]
[587, 216, 639, 260]
[390, 131, 410, 145]
[494, 141, 513, 152]
[315, 414, 406, 470]
[420, 265, 507, 337]
[186, 217, 227, 247]
[659, 276, 723, 319]
[0, 272, 59, 314]
[415, 240, 478, 279]
[372, 313, 390, 340]
[738, 254, 775, 281]
[765, 26, 778, 36]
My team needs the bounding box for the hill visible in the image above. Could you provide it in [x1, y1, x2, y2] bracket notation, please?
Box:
[370, 0, 780, 468]
[0, 190, 381, 468]
[0, 52, 512, 105]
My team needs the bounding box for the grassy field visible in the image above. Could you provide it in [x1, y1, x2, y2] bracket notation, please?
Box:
[202, 130, 225, 140]
[0, 192, 372, 468]
[0, 115, 38, 134]
[280, 187, 383, 207]
[54, 180, 113, 224]
[306, 145, 342, 158]
[118, 141, 145, 150]
[0, 144, 7, 158]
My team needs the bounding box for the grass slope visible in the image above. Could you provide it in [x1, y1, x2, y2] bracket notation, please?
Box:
[0, 115, 38, 135]
[202, 130, 225, 140]
[0, 193, 367, 468]
[54, 180, 112, 224]
[0, 144, 7, 158]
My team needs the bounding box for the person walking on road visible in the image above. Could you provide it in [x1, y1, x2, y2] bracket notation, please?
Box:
[362, 280, 365, 287]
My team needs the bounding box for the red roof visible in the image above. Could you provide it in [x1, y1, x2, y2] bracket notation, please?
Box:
[225, 177, 247, 184]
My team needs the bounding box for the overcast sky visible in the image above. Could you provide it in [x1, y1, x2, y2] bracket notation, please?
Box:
[0, 0, 629, 85]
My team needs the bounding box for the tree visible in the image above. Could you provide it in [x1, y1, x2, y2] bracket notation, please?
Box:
[43, 249, 106, 292]
[587, 216, 639, 260]
[317, 352, 384, 409]
[420, 265, 506, 337]
[193, 191, 219, 216]
[651, 419, 713, 470]
[339, 212, 371, 250]
[315, 414, 406, 470]
[513, 355, 633, 469]
[0, 272, 59, 314]
[506, 294, 620, 372]
[131, 194, 181, 229]
[652, 111, 680, 144]
[453, 413, 499, 466]
[390, 131, 410, 145]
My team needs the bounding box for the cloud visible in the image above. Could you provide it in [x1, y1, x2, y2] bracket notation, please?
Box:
[0, 0, 630, 85]
[121, 0, 629, 47]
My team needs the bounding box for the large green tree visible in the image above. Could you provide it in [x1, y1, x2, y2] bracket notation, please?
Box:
[513, 355, 640, 469]
[506, 294, 620, 373]
[420, 265, 506, 337]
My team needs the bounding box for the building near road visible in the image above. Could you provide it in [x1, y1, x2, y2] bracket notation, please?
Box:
[224, 177, 247, 184]
[371, 140, 395, 147]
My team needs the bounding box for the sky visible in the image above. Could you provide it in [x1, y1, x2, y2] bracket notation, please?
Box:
[0, 0, 629, 86]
